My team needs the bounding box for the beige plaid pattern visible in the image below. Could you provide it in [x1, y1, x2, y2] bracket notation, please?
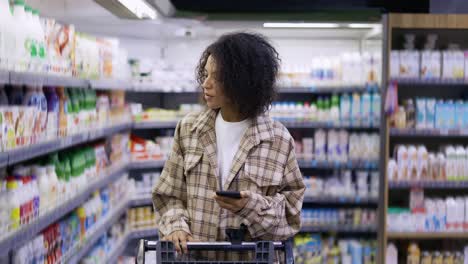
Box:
[152, 109, 305, 260]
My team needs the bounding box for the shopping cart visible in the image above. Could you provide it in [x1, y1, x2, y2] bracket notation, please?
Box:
[135, 239, 295, 264]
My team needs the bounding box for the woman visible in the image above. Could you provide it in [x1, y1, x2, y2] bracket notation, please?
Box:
[152, 32, 305, 260]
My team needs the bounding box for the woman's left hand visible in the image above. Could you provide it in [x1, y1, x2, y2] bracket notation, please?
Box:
[213, 191, 250, 213]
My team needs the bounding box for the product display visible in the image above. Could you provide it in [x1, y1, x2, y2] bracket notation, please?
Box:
[132, 104, 202, 123]
[390, 34, 467, 81]
[386, 242, 468, 264]
[294, 233, 377, 264]
[304, 170, 379, 199]
[0, 0, 130, 79]
[387, 188, 468, 232]
[301, 208, 377, 229]
[133, 172, 160, 197]
[130, 135, 173, 162]
[295, 130, 379, 164]
[0, 86, 131, 152]
[278, 52, 381, 87]
[11, 176, 130, 264]
[387, 144, 468, 182]
[390, 96, 468, 130]
[270, 92, 381, 127]
[0, 133, 130, 239]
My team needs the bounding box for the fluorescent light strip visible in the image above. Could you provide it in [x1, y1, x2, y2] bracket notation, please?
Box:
[263, 22, 340, 28]
[348, 23, 380, 28]
[117, 0, 157, 19]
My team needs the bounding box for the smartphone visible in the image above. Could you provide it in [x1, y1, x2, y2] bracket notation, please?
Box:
[216, 190, 242, 199]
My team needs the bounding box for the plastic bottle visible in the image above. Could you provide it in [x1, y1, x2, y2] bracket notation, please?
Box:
[340, 93, 351, 126]
[31, 9, 46, 72]
[34, 166, 49, 215]
[330, 95, 340, 125]
[12, 0, 29, 72]
[36, 87, 48, 141]
[44, 87, 59, 140]
[46, 164, 58, 209]
[60, 152, 72, 197]
[0, 0, 15, 70]
[24, 5, 38, 72]
[351, 93, 362, 126]
[6, 177, 20, 230]
[56, 87, 68, 137]
[371, 92, 381, 127]
[30, 173, 40, 219]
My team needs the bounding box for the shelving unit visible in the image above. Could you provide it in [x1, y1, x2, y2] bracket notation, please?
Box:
[67, 197, 130, 264]
[4, 122, 131, 165]
[387, 232, 468, 240]
[0, 163, 129, 255]
[106, 227, 159, 263]
[303, 196, 378, 205]
[300, 225, 377, 233]
[379, 13, 468, 263]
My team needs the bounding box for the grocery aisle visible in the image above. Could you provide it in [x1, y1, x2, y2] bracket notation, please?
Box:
[2, 0, 467, 264]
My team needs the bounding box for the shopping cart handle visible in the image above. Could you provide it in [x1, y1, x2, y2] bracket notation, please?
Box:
[136, 239, 295, 264]
[144, 240, 284, 251]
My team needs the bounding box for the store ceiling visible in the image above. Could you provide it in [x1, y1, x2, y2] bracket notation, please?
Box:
[27, 0, 382, 40]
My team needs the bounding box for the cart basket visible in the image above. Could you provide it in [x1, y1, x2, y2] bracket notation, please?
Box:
[136, 240, 295, 264]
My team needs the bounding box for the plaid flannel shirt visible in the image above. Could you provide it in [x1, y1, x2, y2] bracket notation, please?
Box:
[152, 109, 305, 259]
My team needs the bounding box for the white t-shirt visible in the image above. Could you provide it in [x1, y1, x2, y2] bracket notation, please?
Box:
[215, 112, 251, 187]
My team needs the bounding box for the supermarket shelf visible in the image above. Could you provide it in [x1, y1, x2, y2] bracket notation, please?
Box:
[129, 159, 166, 170]
[129, 195, 153, 207]
[45, 74, 89, 87]
[297, 159, 379, 170]
[106, 237, 128, 264]
[68, 198, 130, 264]
[90, 79, 133, 90]
[300, 225, 377, 233]
[277, 85, 379, 94]
[303, 196, 378, 205]
[279, 121, 379, 130]
[133, 120, 379, 130]
[390, 128, 468, 137]
[133, 121, 179, 129]
[0, 163, 129, 255]
[0, 153, 8, 168]
[389, 181, 468, 189]
[3, 122, 131, 166]
[387, 232, 468, 240]
[391, 78, 467, 85]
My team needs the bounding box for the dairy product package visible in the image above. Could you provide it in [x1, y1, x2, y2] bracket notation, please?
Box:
[314, 129, 327, 162]
[327, 130, 339, 162]
[302, 137, 313, 160]
[338, 130, 348, 162]
[371, 92, 381, 127]
[340, 94, 351, 126]
[407, 146, 418, 180]
[399, 50, 420, 79]
[361, 92, 371, 127]
[417, 146, 429, 180]
[351, 93, 361, 126]
[416, 98, 427, 129]
[397, 145, 408, 180]
[421, 50, 441, 79]
[435, 100, 445, 129]
[425, 98, 436, 129]
[443, 51, 465, 80]
[455, 100, 464, 129]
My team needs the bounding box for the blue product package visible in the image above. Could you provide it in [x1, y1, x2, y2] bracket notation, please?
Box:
[416, 98, 427, 129]
[455, 100, 464, 129]
[371, 93, 381, 126]
[350, 241, 363, 264]
[446, 100, 455, 129]
[425, 98, 436, 129]
[464, 101, 468, 129]
[435, 100, 445, 129]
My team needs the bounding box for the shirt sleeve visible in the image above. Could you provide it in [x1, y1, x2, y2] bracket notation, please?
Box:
[236, 143, 305, 241]
[152, 121, 191, 237]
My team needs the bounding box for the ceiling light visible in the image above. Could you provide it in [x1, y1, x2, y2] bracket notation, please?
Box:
[263, 22, 340, 28]
[348, 23, 380, 28]
[117, 0, 157, 19]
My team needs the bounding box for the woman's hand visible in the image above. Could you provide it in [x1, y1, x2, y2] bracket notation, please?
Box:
[213, 191, 250, 213]
[163, 230, 194, 254]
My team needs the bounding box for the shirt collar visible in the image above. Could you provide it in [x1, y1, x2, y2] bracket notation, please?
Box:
[191, 108, 275, 144]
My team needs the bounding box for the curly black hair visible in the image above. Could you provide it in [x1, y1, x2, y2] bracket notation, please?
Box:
[196, 32, 280, 119]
